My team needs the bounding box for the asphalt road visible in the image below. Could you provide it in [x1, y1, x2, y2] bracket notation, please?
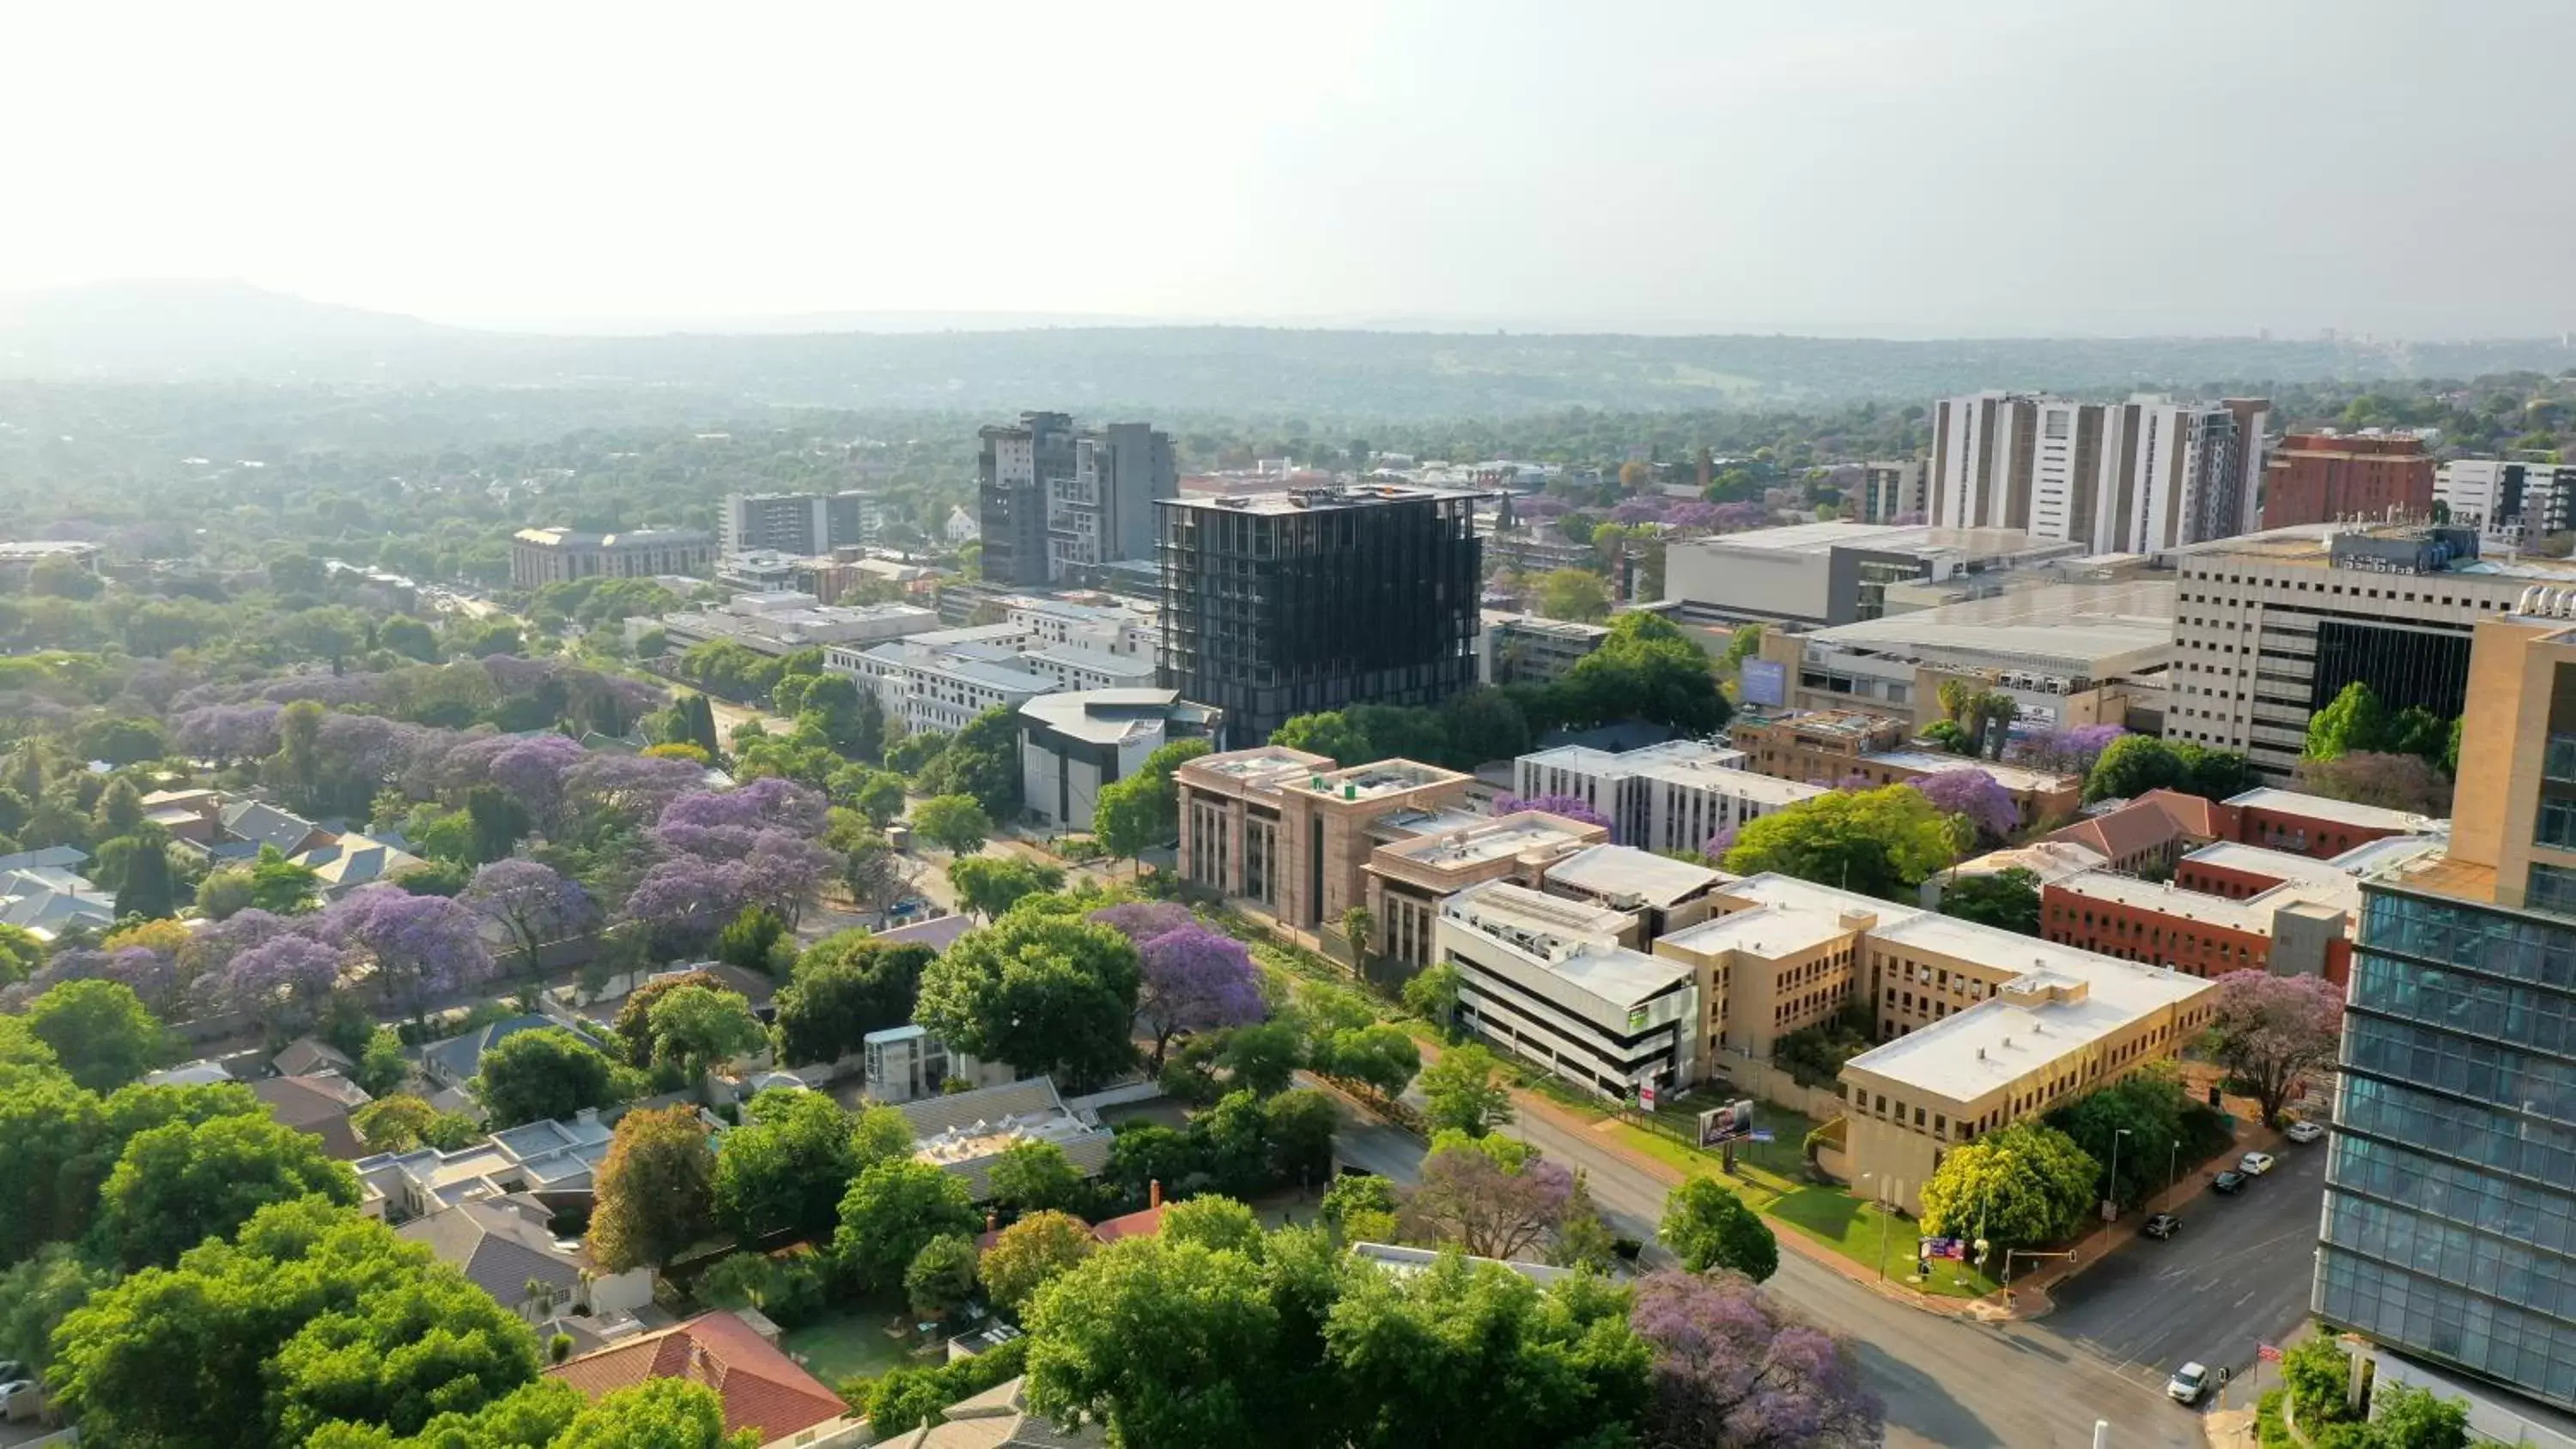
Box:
[1334, 1097, 2202, 1449]
[2044, 1138, 2329, 1396]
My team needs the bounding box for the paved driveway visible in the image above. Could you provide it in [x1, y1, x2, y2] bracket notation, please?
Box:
[2040, 1137, 2329, 1394]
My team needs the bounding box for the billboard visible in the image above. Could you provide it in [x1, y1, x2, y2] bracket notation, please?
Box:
[1739, 658, 1787, 708]
[1696, 1099, 1755, 1148]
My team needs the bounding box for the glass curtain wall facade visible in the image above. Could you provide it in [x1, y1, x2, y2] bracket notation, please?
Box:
[2319, 882, 2576, 1409]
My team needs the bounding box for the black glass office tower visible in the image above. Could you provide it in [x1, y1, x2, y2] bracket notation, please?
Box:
[1157, 486, 1482, 747]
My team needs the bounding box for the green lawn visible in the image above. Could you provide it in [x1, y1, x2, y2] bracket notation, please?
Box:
[776, 1296, 923, 1389]
[1767, 1186, 1996, 1298]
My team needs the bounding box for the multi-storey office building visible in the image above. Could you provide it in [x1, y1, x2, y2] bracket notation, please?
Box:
[1157, 485, 1482, 746]
[1929, 391, 2269, 554]
[1855, 460, 1928, 524]
[509, 527, 714, 589]
[2435, 458, 2576, 547]
[1367, 813, 1612, 971]
[1511, 740, 1825, 852]
[1017, 688, 1221, 833]
[2259, 432, 2436, 530]
[2313, 602, 2576, 1414]
[1662, 519, 2082, 629]
[2160, 523, 2576, 779]
[1436, 881, 1701, 1101]
[978, 412, 1176, 587]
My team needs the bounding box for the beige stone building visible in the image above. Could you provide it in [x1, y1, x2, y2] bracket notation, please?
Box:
[1365, 812, 1609, 969]
[1728, 707, 2083, 828]
[1174, 748, 1479, 937]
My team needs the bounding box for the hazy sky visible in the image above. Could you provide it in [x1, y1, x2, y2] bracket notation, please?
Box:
[8, 0, 2572, 337]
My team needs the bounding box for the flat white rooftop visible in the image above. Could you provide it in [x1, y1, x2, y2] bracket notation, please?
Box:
[1381, 813, 1597, 870]
[1658, 900, 1856, 960]
[2224, 787, 2444, 834]
[1842, 966, 2207, 1103]
[2050, 870, 2355, 933]
[1649, 761, 1830, 806]
[1518, 739, 1744, 776]
[1866, 751, 2075, 796]
[1546, 844, 1729, 909]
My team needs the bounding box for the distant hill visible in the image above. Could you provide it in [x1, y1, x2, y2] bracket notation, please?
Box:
[2, 280, 2570, 417]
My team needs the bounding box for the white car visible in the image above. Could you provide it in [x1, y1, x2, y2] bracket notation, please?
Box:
[2284, 1120, 2326, 1144]
[2239, 1150, 2278, 1176]
[2167, 1362, 2210, 1405]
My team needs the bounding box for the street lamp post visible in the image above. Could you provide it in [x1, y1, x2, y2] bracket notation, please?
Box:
[2168, 1139, 2181, 1203]
[2106, 1128, 2131, 1221]
[1862, 1172, 1893, 1281]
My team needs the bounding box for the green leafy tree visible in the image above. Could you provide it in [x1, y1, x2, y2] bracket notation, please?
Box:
[829, 765, 908, 826]
[852, 1101, 920, 1174]
[97, 1112, 362, 1270]
[1550, 1172, 1619, 1271]
[988, 1138, 1091, 1216]
[1321, 1253, 1650, 1449]
[26, 978, 165, 1090]
[1163, 1195, 1266, 1256]
[355, 1027, 410, 1097]
[1658, 1177, 1779, 1281]
[349, 1095, 478, 1155]
[1418, 1044, 1516, 1137]
[857, 1338, 1030, 1440]
[2083, 735, 2259, 804]
[552, 1379, 760, 1449]
[2369, 1381, 2472, 1449]
[1916, 1120, 2099, 1250]
[1722, 785, 1962, 900]
[916, 706, 1024, 817]
[834, 1159, 981, 1292]
[713, 904, 787, 973]
[1270, 711, 1367, 761]
[589, 1106, 716, 1273]
[1534, 567, 1612, 622]
[821, 807, 906, 908]
[910, 793, 993, 856]
[712, 1088, 856, 1244]
[0, 1243, 105, 1375]
[914, 911, 1141, 1088]
[647, 984, 767, 1088]
[1024, 1236, 1307, 1449]
[977, 1210, 1096, 1311]
[1090, 772, 1163, 870]
[0, 922, 45, 985]
[947, 855, 1066, 919]
[1400, 961, 1462, 1033]
[1320, 1173, 1400, 1245]
[247, 844, 322, 914]
[51, 1198, 543, 1449]
[1219, 1021, 1303, 1097]
[2044, 1067, 2190, 1210]
[2304, 681, 2391, 762]
[1940, 867, 2042, 935]
[771, 935, 933, 1065]
[905, 1232, 981, 1322]
[472, 1028, 623, 1129]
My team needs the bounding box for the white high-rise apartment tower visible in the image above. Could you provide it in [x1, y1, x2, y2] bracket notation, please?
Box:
[1929, 391, 2269, 555]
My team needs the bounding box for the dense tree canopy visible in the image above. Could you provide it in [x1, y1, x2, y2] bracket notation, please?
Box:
[914, 907, 1142, 1088]
[1722, 785, 1963, 900]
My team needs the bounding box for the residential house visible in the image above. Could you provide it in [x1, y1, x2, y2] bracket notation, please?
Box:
[876, 1375, 1102, 1449]
[272, 1035, 356, 1078]
[0, 848, 115, 937]
[218, 799, 334, 858]
[854, 1024, 1014, 1103]
[422, 1014, 585, 1093]
[897, 1076, 1114, 1202]
[547, 1311, 855, 1449]
[251, 1071, 374, 1158]
[296, 833, 430, 900]
[398, 1194, 654, 1319]
[354, 1111, 617, 1222]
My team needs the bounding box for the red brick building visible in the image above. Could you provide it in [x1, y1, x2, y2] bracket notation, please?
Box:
[2258, 433, 2435, 529]
[2225, 787, 2431, 859]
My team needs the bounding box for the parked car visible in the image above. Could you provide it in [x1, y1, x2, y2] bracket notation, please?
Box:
[0, 1380, 39, 1420]
[2212, 1170, 2249, 1195]
[2284, 1120, 2326, 1144]
[2142, 1212, 2182, 1240]
[2166, 1362, 2211, 1405]
[2239, 1151, 2278, 1176]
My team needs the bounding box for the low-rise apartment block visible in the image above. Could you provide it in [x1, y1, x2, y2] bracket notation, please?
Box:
[1513, 739, 1827, 850]
[829, 620, 1152, 737]
[1478, 611, 1612, 686]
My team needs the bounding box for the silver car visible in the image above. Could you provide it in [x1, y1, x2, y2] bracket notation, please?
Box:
[2166, 1362, 2210, 1405]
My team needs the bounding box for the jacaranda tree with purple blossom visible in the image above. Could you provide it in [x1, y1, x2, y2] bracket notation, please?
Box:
[562, 752, 708, 832]
[1907, 768, 2020, 846]
[319, 887, 492, 1024]
[1396, 1135, 1575, 1261]
[460, 858, 596, 991]
[487, 732, 587, 834]
[211, 935, 343, 1034]
[1492, 792, 1613, 832]
[1630, 1269, 1881, 1448]
[652, 778, 829, 859]
[2013, 724, 2127, 779]
[1130, 924, 1265, 1070]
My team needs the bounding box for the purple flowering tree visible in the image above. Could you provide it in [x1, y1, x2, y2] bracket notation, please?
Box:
[180, 908, 298, 995]
[30, 947, 181, 1017]
[1396, 1140, 1575, 1261]
[1664, 500, 1720, 531]
[2013, 724, 2126, 779]
[460, 858, 596, 991]
[1704, 825, 1740, 860]
[1610, 496, 1668, 526]
[173, 702, 283, 766]
[319, 887, 493, 1024]
[1494, 792, 1613, 831]
[653, 778, 829, 859]
[489, 733, 586, 834]
[1631, 1270, 1882, 1449]
[623, 858, 754, 955]
[1089, 900, 1194, 948]
[740, 830, 835, 924]
[1908, 769, 2020, 845]
[211, 935, 343, 1033]
[1131, 924, 1266, 1070]
[563, 752, 708, 828]
[1713, 501, 1770, 532]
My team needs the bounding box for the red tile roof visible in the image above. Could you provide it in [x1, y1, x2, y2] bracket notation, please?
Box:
[2045, 789, 2221, 864]
[546, 1311, 846, 1443]
[1085, 1205, 1167, 1245]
